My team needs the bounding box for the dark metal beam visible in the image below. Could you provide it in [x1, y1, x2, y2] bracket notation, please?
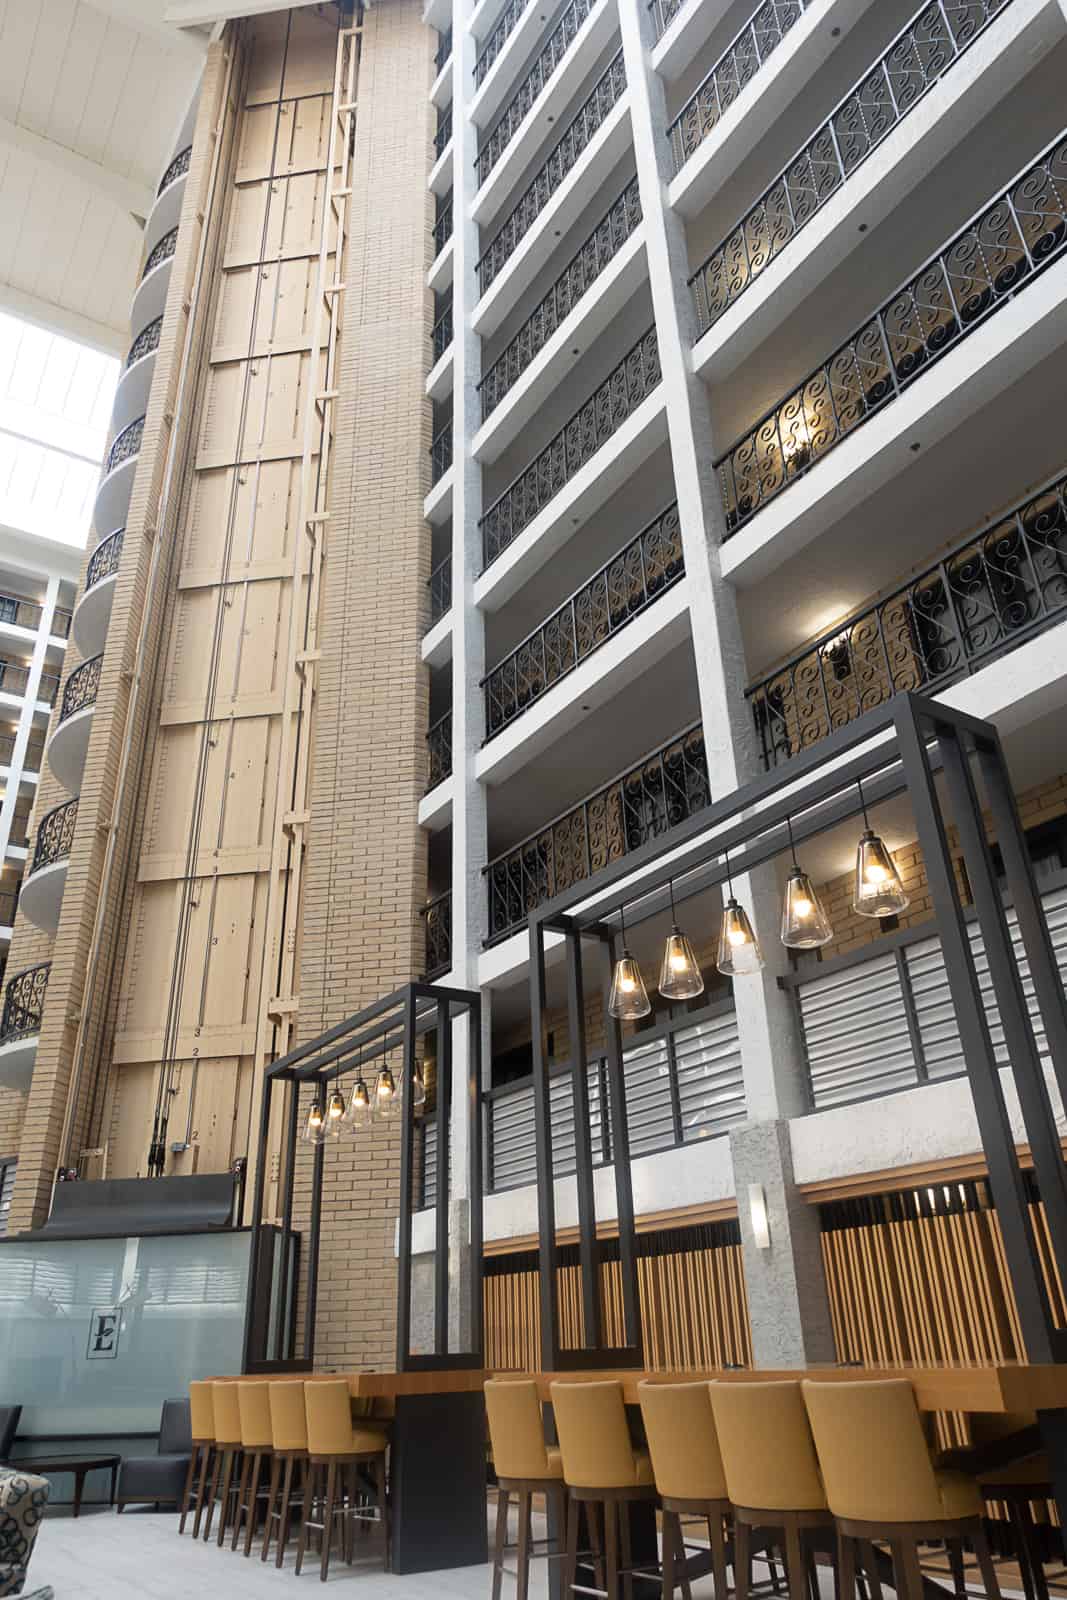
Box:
[567, 929, 602, 1350]
[530, 919, 561, 1369]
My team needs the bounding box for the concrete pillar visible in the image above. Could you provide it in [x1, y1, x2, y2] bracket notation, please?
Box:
[618, 0, 835, 1364]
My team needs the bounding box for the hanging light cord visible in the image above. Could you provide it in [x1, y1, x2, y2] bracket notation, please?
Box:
[786, 814, 799, 869]
[668, 878, 677, 924]
[724, 846, 734, 898]
[857, 776, 871, 830]
[619, 903, 628, 946]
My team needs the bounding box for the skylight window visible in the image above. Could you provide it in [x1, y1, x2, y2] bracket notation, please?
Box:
[0, 314, 119, 549]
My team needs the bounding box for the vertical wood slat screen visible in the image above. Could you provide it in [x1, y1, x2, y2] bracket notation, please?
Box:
[483, 1221, 751, 1372]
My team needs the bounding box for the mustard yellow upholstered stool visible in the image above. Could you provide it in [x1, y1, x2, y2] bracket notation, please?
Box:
[485, 1379, 566, 1600]
[639, 1381, 730, 1600]
[803, 1379, 1001, 1600]
[262, 1380, 309, 1567]
[231, 1381, 273, 1556]
[709, 1379, 833, 1600]
[551, 1380, 657, 1600]
[204, 1380, 244, 1546]
[297, 1379, 390, 1582]
[179, 1380, 216, 1537]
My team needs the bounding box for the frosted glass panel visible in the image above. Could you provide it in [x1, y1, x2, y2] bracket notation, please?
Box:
[0, 1231, 251, 1435]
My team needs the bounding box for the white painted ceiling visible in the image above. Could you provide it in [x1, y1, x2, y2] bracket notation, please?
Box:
[0, 0, 210, 357]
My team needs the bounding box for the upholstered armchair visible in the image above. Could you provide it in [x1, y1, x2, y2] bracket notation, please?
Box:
[0, 1467, 51, 1598]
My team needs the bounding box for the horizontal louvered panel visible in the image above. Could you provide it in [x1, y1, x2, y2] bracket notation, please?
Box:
[621, 1036, 674, 1157]
[799, 951, 918, 1109]
[674, 1013, 745, 1140]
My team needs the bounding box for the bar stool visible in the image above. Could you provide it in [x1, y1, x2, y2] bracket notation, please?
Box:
[297, 1378, 390, 1582]
[262, 1380, 309, 1568]
[232, 1381, 273, 1556]
[485, 1378, 567, 1600]
[204, 1380, 243, 1546]
[802, 1379, 1001, 1600]
[709, 1379, 833, 1600]
[179, 1380, 215, 1537]
[638, 1381, 730, 1600]
[551, 1380, 657, 1600]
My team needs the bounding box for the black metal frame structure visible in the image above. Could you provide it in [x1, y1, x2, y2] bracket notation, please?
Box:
[243, 980, 484, 1375]
[528, 691, 1067, 1517]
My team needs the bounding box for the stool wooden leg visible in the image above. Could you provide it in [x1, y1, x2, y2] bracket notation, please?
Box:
[734, 1519, 752, 1600]
[604, 1500, 619, 1600]
[216, 1449, 237, 1548]
[295, 1460, 317, 1576]
[709, 1509, 729, 1600]
[620, 1499, 634, 1600]
[838, 1531, 857, 1600]
[243, 1452, 265, 1556]
[563, 1495, 579, 1599]
[178, 1443, 199, 1534]
[947, 1539, 967, 1600]
[972, 1524, 1001, 1600]
[674, 1518, 692, 1600]
[320, 1458, 339, 1583]
[516, 1489, 532, 1600]
[202, 1447, 223, 1541]
[784, 1519, 807, 1600]
[859, 1542, 883, 1600]
[261, 1454, 281, 1562]
[588, 1503, 606, 1596]
[897, 1538, 926, 1600]
[375, 1453, 390, 1571]
[231, 1450, 252, 1550]
[661, 1510, 677, 1600]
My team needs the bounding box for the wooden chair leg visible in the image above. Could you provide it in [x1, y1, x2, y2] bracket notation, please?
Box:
[201, 1446, 222, 1541]
[231, 1450, 252, 1550]
[563, 1495, 579, 1599]
[784, 1518, 808, 1600]
[295, 1460, 316, 1577]
[709, 1508, 729, 1600]
[217, 1449, 237, 1548]
[178, 1444, 198, 1535]
[492, 1487, 510, 1600]
[261, 1454, 282, 1562]
[675, 1515, 693, 1600]
[661, 1510, 677, 1600]
[605, 1499, 619, 1600]
[838, 1531, 857, 1600]
[243, 1453, 264, 1557]
[971, 1523, 1002, 1600]
[947, 1539, 967, 1600]
[320, 1458, 338, 1583]
[274, 1455, 295, 1567]
[734, 1519, 752, 1600]
[588, 1502, 606, 1596]
[620, 1500, 634, 1600]
[516, 1488, 532, 1600]
[897, 1538, 926, 1600]
[859, 1542, 883, 1600]
[374, 1451, 389, 1570]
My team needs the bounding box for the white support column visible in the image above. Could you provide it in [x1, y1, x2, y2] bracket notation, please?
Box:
[618, 0, 834, 1364]
[0, 576, 60, 864]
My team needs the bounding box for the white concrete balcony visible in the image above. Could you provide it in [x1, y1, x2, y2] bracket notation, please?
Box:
[73, 529, 123, 660]
[650, 0, 731, 83]
[48, 653, 102, 797]
[429, 134, 453, 197]
[19, 798, 77, 936]
[0, 960, 49, 1094]
[691, 0, 1063, 383]
[667, 0, 875, 221]
[111, 316, 163, 436]
[145, 144, 191, 262]
[431, 45, 453, 109]
[470, 0, 550, 131]
[425, 422, 454, 525]
[94, 416, 143, 543]
[426, 339, 454, 403]
[130, 225, 178, 341]
[429, 232, 454, 295]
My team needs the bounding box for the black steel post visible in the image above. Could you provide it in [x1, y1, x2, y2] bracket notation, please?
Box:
[396, 987, 417, 1369]
[271, 1080, 300, 1364]
[302, 1134, 325, 1367]
[599, 931, 641, 1357]
[567, 929, 603, 1350]
[435, 995, 452, 1356]
[241, 1071, 273, 1371]
[468, 993, 485, 1360]
[530, 918, 561, 1368]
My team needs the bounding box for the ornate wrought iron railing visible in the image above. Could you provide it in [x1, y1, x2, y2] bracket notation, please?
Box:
[434, 105, 453, 159]
[690, 0, 1014, 328]
[716, 129, 1067, 535]
[59, 654, 103, 725]
[648, 0, 684, 37]
[428, 555, 452, 624]
[430, 421, 453, 486]
[481, 327, 661, 570]
[85, 529, 124, 593]
[125, 316, 163, 371]
[157, 144, 191, 197]
[479, 177, 642, 422]
[484, 502, 684, 736]
[31, 798, 78, 875]
[477, 51, 627, 296]
[476, 0, 595, 188]
[485, 721, 709, 942]
[433, 194, 453, 256]
[105, 416, 145, 478]
[0, 961, 49, 1045]
[424, 892, 452, 979]
[475, 0, 531, 86]
[748, 468, 1067, 770]
[432, 304, 453, 365]
[436, 25, 453, 71]
[142, 225, 178, 281]
[668, 0, 809, 176]
[427, 711, 453, 789]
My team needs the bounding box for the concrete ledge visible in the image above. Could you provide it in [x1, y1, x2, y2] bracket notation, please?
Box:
[418, 774, 454, 831]
[421, 610, 453, 668]
[428, 235, 454, 294]
[428, 137, 453, 196]
[651, 0, 731, 84]
[426, 341, 454, 403]
[423, 465, 454, 527]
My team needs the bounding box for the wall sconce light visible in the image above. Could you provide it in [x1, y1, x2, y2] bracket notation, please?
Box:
[748, 1183, 771, 1250]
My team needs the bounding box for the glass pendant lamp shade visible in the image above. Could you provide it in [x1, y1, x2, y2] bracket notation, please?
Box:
[716, 898, 764, 977]
[608, 950, 651, 1020]
[410, 1062, 427, 1114]
[375, 1063, 402, 1120]
[326, 1089, 347, 1138]
[303, 1102, 327, 1145]
[658, 927, 704, 1000]
[345, 1076, 373, 1131]
[780, 867, 833, 949]
[853, 829, 909, 918]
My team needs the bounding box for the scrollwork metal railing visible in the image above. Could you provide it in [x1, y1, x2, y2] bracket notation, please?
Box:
[481, 327, 661, 570]
[432, 304, 453, 364]
[428, 555, 452, 624]
[427, 712, 453, 789]
[157, 144, 191, 196]
[434, 105, 453, 159]
[477, 51, 627, 296]
[485, 722, 709, 941]
[424, 892, 452, 979]
[476, 0, 595, 188]
[430, 422, 453, 485]
[59, 654, 103, 725]
[0, 961, 49, 1045]
[142, 226, 178, 281]
[484, 502, 684, 736]
[85, 529, 124, 592]
[749, 467, 1067, 769]
[433, 194, 453, 256]
[31, 798, 78, 875]
[648, 0, 683, 37]
[475, 0, 531, 86]
[690, 0, 1013, 328]
[668, 0, 809, 176]
[125, 317, 163, 370]
[716, 129, 1067, 535]
[479, 177, 642, 421]
[105, 416, 144, 478]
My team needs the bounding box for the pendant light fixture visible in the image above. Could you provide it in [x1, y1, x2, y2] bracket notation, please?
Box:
[658, 878, 704, 1000]
[716, 849, 764, 977]
[852, 777, 909, 918]
[303, 1100, 327, 1145]
[780, 815, 833, 949]
[345, 1064, 373, 1132]
[608, 904, 651, 1020]
[375, 1057, 402, 1120]
[410, 1059, 427, 1114]
[325, 1087, 347, 1139]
